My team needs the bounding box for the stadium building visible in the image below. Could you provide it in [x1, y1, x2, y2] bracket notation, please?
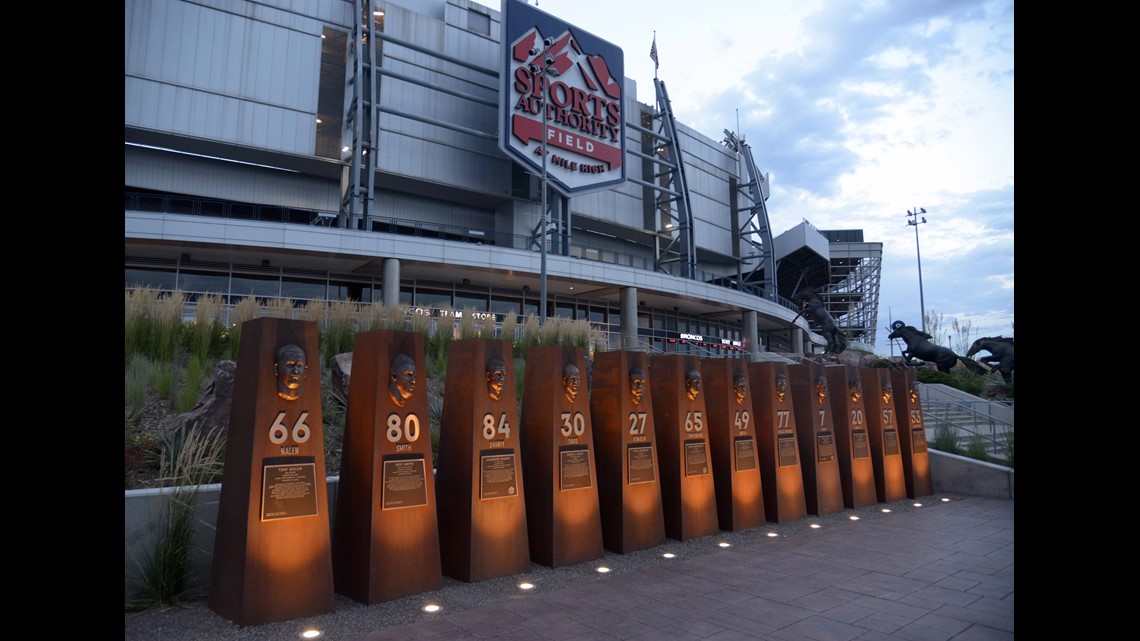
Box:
[125, 0, 883, 357]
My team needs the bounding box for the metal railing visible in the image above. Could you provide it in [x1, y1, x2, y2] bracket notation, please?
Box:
[922, 399, 1014, 462]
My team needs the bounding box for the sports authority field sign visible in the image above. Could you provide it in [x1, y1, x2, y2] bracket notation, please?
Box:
[500, 0, 626, 195]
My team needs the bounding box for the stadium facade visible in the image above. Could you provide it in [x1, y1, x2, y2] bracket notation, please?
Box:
[125, 0, 883, 357]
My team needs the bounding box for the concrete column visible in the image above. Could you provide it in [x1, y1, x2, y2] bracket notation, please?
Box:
[792, 327, 805, 356]
[382, 258, 400, 307]
[743, 310, 760, 360]
[621, 286, 638, 350]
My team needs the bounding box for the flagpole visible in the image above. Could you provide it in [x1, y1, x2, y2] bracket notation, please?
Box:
[652, 31, 658, 79]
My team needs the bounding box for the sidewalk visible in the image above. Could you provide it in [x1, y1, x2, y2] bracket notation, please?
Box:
[124, 493, 1013, 640]
[355, 494, 1013, 641]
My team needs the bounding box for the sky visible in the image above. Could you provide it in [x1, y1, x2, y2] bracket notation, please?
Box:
[480, 0, 1014, 356]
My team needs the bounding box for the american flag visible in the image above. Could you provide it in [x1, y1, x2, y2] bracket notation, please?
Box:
[650, 33, 658, 69]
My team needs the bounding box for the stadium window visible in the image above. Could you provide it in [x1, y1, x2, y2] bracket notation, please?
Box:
[468, 10, 490, 36]
[199, 200, 226, 218]
[286, 209, 312, 225]
[168, 197, 194, 215]
[328, 278, 366, 302]
[281, 278, 327, 301]
[491, 297, 520, 316]
[455, 293, 488, 311]
[414, 290, 451, 308]
[125, 268, 176, 291]
[230, 203, 255, 219]
[136, 193, 164, 212]
[178, 271, 231, 295]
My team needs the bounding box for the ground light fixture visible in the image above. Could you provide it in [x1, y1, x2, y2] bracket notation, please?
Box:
[301, 630, 321, 639]
[596, 566, 611, 574]
[849, 515, 860, 521]
[881, 508, 892, 513]
[809, 523, 821, 529]
[717, 541, 731, 548]
[941, 497, 951, 502]
[518, 581, 535, 590]
[662, 552, 676, 558]
[422, 604, 441, 613]
[913, 502, 923, 507]
[766, 532, 778, 538]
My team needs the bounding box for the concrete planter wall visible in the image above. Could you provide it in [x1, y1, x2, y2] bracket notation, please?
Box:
[929, 450, 1014, 500]
[124, 478, 342, 597]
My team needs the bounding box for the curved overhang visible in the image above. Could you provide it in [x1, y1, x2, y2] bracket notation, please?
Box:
[126, 211, 811, 335]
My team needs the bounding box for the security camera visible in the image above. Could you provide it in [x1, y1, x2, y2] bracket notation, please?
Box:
[543, 37, 554, 46]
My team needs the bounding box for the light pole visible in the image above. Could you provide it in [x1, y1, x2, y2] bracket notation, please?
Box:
[532, 39, 557, 326]
[906, 207, 927, 333]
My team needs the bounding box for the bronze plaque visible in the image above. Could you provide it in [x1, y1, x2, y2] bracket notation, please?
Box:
[479, 451, 519, 500]
[381, 456, 428, 510]
[261, 461, 318, 521]
[628, 444, 656, 484]
[852, 430, 870, 459]
[912, 429, 928, 453]
[734, 436, 757, 471]
[883, 429, 900, 456]
[817, 433, 837, 463]
[684, 440, 710, 477]
[777, 433, 799, 467]
[559, 446, 593, 491]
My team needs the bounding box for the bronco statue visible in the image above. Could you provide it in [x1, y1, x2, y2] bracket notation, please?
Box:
[887, 321, 963, 372]
[793, 289, 847, 354]
[966, 336, 1014, 384]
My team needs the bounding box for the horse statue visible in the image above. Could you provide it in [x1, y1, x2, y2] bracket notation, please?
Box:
[792, 289, 847, 354]
[966, 336, 1014, 384]
[887, 321, 962, 372]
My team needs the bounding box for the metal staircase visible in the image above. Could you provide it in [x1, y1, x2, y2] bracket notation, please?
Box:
[918, 382, 1013, 462]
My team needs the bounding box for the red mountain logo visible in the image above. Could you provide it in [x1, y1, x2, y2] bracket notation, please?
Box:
[508, 27, 624, 175]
